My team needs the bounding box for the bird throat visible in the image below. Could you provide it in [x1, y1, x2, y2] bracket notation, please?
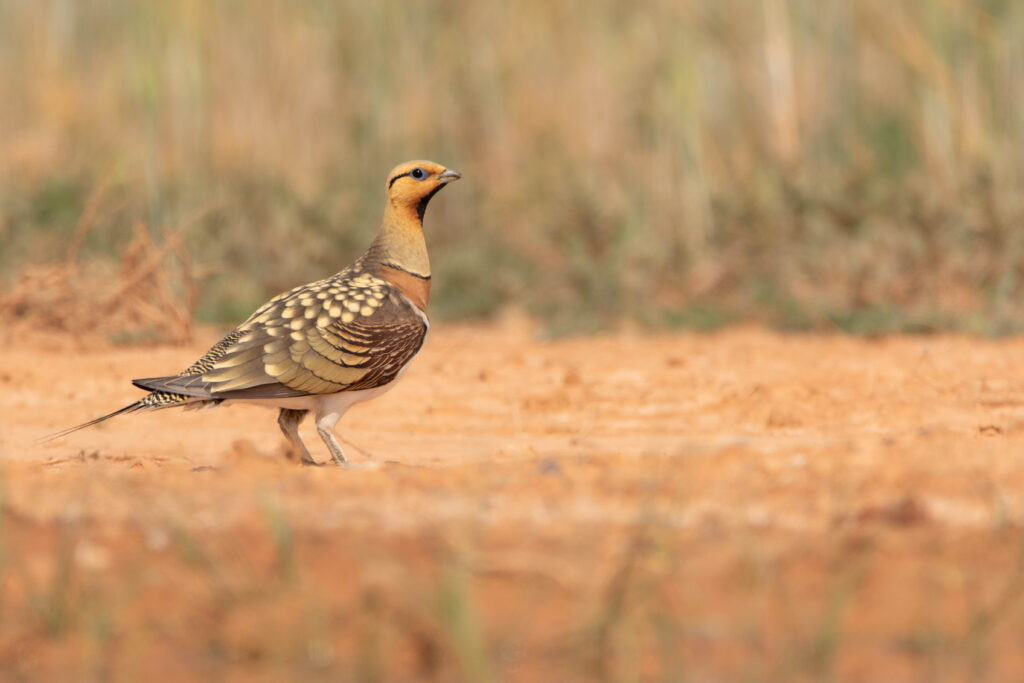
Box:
[365, 206, 432, 311]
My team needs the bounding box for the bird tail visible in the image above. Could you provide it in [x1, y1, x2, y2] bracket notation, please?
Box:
[37, 402, 147, 445]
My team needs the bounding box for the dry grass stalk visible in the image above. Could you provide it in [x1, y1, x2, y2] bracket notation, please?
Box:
[0, 223, 196, 346]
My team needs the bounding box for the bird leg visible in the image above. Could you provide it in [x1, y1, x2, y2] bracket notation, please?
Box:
[315, 412, 352, 468]
[318, 426, 350, 467]
[277, 408, 319, 466]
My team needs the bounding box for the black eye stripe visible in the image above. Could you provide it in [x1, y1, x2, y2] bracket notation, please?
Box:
[388, 168, 430, 187]
[387, 172, 410, 188]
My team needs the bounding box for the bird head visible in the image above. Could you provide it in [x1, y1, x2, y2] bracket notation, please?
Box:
[384, 160, 462, 222]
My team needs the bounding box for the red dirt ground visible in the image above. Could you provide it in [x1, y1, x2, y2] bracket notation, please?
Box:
[2, 318, 1024, 681]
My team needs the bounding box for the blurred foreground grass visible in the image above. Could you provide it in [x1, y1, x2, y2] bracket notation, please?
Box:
[3, 469, 1024, 682]
[2, 0, 1024, 334]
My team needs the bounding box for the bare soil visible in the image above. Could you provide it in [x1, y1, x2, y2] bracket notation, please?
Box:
[2, 318, 1024, 681]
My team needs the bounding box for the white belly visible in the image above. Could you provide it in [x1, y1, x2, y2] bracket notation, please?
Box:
[221, 381, 398, 417]
[208, 357, 416, 433]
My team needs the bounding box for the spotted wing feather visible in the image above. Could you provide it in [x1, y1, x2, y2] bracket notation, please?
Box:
[133, 267, 427, 401]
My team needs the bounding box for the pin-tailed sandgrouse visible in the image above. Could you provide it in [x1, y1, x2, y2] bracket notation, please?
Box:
[48, 161, 461, 466]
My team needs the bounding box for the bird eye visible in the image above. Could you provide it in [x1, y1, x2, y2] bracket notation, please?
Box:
[410, 167, 427, 180]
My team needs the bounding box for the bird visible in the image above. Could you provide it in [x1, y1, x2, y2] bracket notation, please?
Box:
[45, 160, 461, 466]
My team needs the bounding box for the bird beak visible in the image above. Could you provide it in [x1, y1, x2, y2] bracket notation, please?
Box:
[437, 168, 462, 184]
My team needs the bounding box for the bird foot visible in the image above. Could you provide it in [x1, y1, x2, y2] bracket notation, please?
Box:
[331, 460, 381, 470]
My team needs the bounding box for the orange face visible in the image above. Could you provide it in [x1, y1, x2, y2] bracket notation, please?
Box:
[385, 160, 461, 214]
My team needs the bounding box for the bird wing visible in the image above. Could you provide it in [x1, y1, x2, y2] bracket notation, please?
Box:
[133, 271, 428, 400]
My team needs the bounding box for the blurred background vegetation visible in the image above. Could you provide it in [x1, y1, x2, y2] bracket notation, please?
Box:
[2, 0, 1023, 335]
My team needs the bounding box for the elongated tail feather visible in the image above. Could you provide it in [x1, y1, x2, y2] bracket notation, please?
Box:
[39, 389, 206, 444]
[38, 402, 148, 444]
